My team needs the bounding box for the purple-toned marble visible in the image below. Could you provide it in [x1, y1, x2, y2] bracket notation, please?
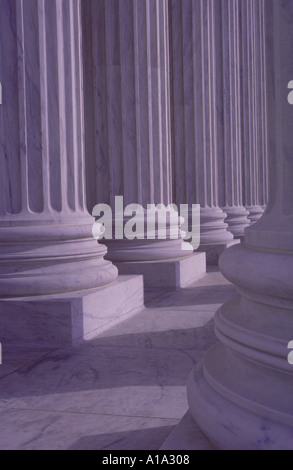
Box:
[0, 0, 288, 451]
[0, 0, 118, 296]
[241, 0, 267, 224]
[170, 0, 234, 248]
[82, 0, 202, 287]
[83, 0, 173, 211]
[217, 0, 250, 237]
[188, 0, 293, 450]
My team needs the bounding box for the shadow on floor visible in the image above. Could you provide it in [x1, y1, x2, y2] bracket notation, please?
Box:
[68, 425, 175, 450]
[0, 270, 238, 450]
[0, 320, 216, 400]
[0, 272, 238, 401]
[145, 284, 237, 308]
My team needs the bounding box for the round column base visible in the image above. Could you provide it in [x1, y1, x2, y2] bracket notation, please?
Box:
[246, 205, 264, 224]
[101, 238, 193, 262]
[200, 207, 234, 245]
[0, 220, 118, 297]
[188, 342, 293, 450]
[223, 206, 251, 237]
[187, 243, 293, 450]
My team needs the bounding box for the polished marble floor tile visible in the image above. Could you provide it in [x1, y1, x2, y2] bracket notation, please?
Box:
[0, 345, 205, 420]
[0, 269, 235, 449]
[0, 408, 178, 450]
[0, 342, 58, 379]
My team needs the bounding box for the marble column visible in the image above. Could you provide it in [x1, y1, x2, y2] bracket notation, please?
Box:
[218, 0, 250, 237]
[258, 0, 269, 212]
[187, 0, 293, 449]
[82, 0, 206, 288]
[0, 0, 143, 344]
[0, 0, 118, 296]
[240, 0, 267, 223]
[170, 0, 234, 257]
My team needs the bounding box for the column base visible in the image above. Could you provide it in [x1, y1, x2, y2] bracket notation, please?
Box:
[187, 343, 293, 450]
[187, 244, 293, 450]
[197, 240, 240, 265]
[224, 206, 251, 237]
[0, 219, 119, 297]
[199, 207, 234, 246]
[246, 205, 264, 224]
[0, 275, 144, 346]
[114, 253, 206, 289]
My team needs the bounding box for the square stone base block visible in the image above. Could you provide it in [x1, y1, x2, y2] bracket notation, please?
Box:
[0, 275, 144, 347]
[114, 253, 206, 289]
[198, 239, 241, 265]
[160, 411, 215, 450]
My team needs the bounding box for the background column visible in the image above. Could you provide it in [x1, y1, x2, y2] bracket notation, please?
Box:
[82, 0, 206, 288]
[169, 0, 234, 262]
[240, 0, 268, 223]
[218, 0, 251, 237]
[258, 0, 269, 212]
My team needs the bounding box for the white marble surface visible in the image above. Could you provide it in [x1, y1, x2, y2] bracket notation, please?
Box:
[0, 269, 235, 450]
[0, 409, 178, 451]
[0, 346, 201, 420]
[0, 275, 144, 345]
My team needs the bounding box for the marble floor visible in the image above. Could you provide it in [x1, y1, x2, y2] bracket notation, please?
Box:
[0, 268, 236, 450]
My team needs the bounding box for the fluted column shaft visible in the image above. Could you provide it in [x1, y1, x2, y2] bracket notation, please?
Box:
[83, 0, 190, 262]
[241, 0, 266, 223]
[245, 0, 293, 250]
[0, 0, 87, 220]
[258, 0, 269, 210]
[218, 0, 250, 237]
[170, 0, 233, 246]
[83, 0, 172, 210]
[0, 0, 117, 296]
[187, 0, 293, 450]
